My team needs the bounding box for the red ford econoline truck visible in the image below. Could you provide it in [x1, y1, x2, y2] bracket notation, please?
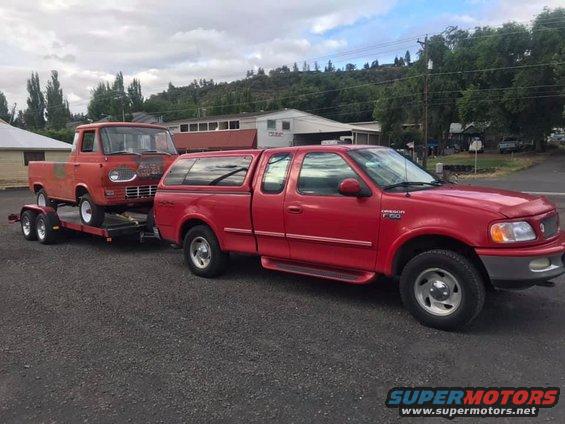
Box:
[154, 145, 564, 329]
[28, 122, 178, 226]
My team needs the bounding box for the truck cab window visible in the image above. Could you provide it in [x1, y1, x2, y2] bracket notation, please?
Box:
[81, 131, 97, 152]
[261, 153, 292, 194]
[298, 152, 363, 196]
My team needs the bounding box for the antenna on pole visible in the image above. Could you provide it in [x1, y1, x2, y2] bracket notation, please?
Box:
[417, 34, 431, 169]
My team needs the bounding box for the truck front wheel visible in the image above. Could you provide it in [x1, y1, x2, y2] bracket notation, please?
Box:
[400, 249, 485, 330]
[79, 194, 105, 227]
[183, 225, 229, 277]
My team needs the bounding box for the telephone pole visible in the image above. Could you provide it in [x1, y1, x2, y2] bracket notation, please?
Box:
[417, 35, 430, 168]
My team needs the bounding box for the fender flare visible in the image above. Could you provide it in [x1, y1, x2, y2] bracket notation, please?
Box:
[384, 227, 475, 276]
[177, 213, 222, 248]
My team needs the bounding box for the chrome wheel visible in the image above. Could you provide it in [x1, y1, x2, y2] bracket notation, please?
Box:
[189, 237, 211, 269]
[80, 200, 92, 223]
[22, 215, 32, 236]
[37, 218, 46, 241]
[37, 193, 46, 206]
[414, 268, 462, 316]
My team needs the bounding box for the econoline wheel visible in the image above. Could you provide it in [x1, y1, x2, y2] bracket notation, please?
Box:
[400, 249, 485, 330]
[183, 225, 229, 277]
[37, 189, 57, 211]
[21, 210, 37, 241]
[35, 212, 60, 245]
[78, 194, 105, 227]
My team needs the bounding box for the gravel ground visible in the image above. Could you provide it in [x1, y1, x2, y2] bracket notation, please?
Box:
[0, 188, 563, 423]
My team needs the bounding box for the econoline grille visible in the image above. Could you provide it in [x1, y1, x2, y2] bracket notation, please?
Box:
[541, 214, 558, 238]
[125, 185, 158, 199]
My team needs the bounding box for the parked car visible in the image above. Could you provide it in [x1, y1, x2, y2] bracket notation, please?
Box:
[28, 122, 178, 226]
[154, 145, 564, 330]
[468, 137, 484, 153]
[498, 138, 520, 154]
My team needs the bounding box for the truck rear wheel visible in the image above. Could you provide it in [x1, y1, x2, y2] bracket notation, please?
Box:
[183, 225, 229, 277]
[400, 249, 485, 330]
[35, 212, 60, 244]
[21, 210, 37, 241]
[79, 194, 105, 227]
[37, 189, 57, 211]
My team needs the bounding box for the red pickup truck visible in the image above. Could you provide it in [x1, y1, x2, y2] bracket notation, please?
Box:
[29, 122, 177, 226]
[154, 145, 564, 329]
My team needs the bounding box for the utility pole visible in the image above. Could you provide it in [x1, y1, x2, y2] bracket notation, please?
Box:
[417, 35, 430, 168]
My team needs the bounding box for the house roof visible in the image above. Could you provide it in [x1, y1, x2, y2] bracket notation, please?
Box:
[0, 122, 72, 151]
[173, 129, 257, 151]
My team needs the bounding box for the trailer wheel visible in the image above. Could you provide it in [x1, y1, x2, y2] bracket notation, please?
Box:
[35, 212, 60, 245]
[21, 210, 37, 241]
[400, 249, 485, 330]
[183, 225, 229, 277]
[79, 194, 105, 227]
[37, 189, 57, 211]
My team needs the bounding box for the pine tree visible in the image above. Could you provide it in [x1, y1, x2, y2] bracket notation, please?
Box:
[302, 61, 310, 72]
[404, 50, 411, 65]
[325, 60, 335, 72]
[0, 91, 9, 122]
[23, 72, 45, 129]
[314, 61, 320, 72]
[371, 59, 379, 68]
[127, 78, 144, 111]
[292, 62, 299, 72]
[111, 72, 130, 120]
[45, 70, 69, 130]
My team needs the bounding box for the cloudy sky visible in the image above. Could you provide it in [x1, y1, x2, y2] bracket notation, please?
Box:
[0, 0, 561, 113]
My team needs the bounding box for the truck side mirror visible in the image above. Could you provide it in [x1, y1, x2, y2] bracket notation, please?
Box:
[338, 178, 362, 196]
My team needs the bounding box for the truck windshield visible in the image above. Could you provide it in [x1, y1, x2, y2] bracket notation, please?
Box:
[348, 148, 437, 189]
[100, 126, 177, 155]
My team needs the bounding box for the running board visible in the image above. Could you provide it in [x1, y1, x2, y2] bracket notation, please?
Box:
[261, 257, 375, 284]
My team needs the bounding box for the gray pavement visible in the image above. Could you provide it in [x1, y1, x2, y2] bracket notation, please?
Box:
[0, 157, 564, 423]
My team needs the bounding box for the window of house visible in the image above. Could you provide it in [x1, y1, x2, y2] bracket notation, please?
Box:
[267, 119, 276, 130]
[23, 151, 45, 166]
[162, 158, 197, 185]
[180, 124, 189, 132]
[219, 121, 229, 130]
[229, 120, 240, 130]
[261, 153, 292, 194]
[184, 156, 252, 186]
[282, 121, 290, 131]
[297, 152, 364, 196]
[81, 131, 97, 152]
[209, 122, 218, 131]
[198, 122, 208, 131]
[189, 123, 198, 132]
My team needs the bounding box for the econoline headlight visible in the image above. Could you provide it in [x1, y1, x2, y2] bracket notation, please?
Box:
[108, 168, 136, 182]
[490, 221, 536, 243]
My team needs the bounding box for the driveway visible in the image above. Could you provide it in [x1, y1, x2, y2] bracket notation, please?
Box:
[0, 182, 563, 422]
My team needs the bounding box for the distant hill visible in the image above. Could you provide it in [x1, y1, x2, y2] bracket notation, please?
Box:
[143, 65, 408, 123]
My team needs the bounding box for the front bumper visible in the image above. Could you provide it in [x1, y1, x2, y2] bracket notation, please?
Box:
[477, 233, 565, 289]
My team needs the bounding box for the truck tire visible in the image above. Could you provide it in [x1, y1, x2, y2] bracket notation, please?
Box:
[79, 194, 105, 227]
[399, 249, 485, 330]
[183, 225, 229, 277]
[35, 212, 60, 244]
[21, 210, 37, 241]
[37, 189, 57, 211]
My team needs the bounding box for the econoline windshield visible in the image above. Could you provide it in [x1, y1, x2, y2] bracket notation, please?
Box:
[100, 126, 177, 155]
[348, 148, 436, 188]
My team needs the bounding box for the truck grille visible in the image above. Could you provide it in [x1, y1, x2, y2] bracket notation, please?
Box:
[125, 185, 158, 199]
[540, 214, 558, 238]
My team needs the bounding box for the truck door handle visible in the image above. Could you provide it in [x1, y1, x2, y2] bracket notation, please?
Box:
[73, 163, 80, 167]
[287, 205, 302, 214]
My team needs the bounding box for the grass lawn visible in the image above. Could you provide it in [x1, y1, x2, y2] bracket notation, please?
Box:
[427, 151, 547, 178]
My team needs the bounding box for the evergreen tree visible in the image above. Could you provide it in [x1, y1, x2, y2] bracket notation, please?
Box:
[404, 50, 411, 65]
[313, 61, 320, 72]
[45, 70, 69, 130]
[302, 61, 310, 72]
[87, 81, 112, 120]
[324, 60, 335, 72]
[345, 63, 357, 71]
[127, 78, 144, 111]
[23, 72, 45, 129]
[371, 59, 379, 68]
[363, 62, 370, 69]
[0, 91, 9, 122]
[292, 62, 299, 72]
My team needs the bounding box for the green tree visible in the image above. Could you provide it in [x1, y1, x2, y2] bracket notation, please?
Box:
[45, 70, 69, 130]
[0, 91, 10, 122]
[127, 78, 144, 111]
[404, 50, 411, 65]
[23, 72, 45, 129]
[87, 81, 112, 120]
[324, 60, 335, 72]
[111, 72, 130, 120]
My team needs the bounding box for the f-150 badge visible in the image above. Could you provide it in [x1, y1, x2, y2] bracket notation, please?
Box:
[382, 209, 405, 220]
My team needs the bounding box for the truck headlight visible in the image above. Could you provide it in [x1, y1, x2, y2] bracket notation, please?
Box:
[108, 168, 136, 182]
[490, 221, 536, 243]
